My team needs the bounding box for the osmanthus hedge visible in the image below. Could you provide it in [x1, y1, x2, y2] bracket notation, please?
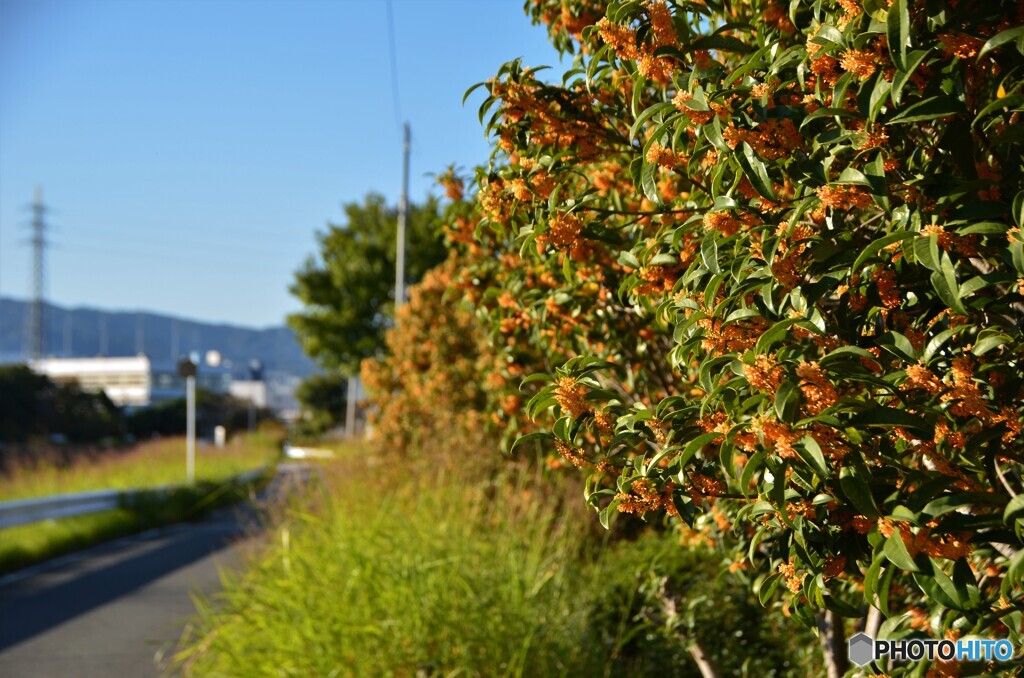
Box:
[415, 0, 1024, 673]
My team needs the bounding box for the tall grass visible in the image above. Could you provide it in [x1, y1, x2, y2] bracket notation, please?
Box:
[176, 440, 815, 676]
[0, 432, 279, 501]
[177, 445, 611, 676]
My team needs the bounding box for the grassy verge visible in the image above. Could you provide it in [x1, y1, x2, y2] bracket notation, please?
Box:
[0, 472, 272, 576]
[175, 440, 816, 676]
[0, 431, 280, 501]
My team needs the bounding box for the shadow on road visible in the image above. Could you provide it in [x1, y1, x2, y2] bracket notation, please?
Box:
[0, 512, 246, 652]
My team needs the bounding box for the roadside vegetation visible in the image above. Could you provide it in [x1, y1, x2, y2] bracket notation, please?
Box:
[176, 439, 815, 676]
[0, 430, 280, 501]
[0, 432, 281, 575]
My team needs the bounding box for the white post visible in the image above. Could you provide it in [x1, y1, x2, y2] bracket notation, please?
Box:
[186, 374, 196, 483]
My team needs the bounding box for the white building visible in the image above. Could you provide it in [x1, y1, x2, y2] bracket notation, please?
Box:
[230, 379, 268, 408]
[31, 355, 231, 408]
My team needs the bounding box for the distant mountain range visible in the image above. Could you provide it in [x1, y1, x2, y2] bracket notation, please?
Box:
[0, 297, 316, 380]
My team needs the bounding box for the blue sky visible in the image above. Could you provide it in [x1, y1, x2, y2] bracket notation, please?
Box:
[0, 0, 565, 327]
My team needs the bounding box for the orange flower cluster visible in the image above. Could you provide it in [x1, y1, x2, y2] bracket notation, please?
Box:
[696, 315, 768, 353]
[837, 0, 862, 27]
[815, 185, 874, 216]
[687, 472, 725, 502]
[616, 478, 678, 515]
[753, 415, 799, 459]
[904, 363, 944, 394]
[703, 211, 743, 236]
[438, 169, 464, 201]
[939, 33, 985, 59]
[636, 265, 678, 296]
[671, 91, 730, 125]
[543, 212, 584, 250]
[873, 268, 903, 309]
[535, 0, 602, 42]
[597, 2, 678, 84]
[823, 555, 847, 579]
[645, 141, 686, 169]
[722, 117, 802, 160]
[878, 519, 974, 560]
[555, 375, 591, 419]
[839, 49, 882, 80]
[795, 361, 838, 414]
[479, 178, 514, 223]
[941, 356, 990, 419]
[762, 2, 795, 33]
[778, 558, 804, 593]
[743, 354, 784, 393]
[856, 124, 889, 150]
[490, 76, 604, 160]
[555, 440, 589, 468]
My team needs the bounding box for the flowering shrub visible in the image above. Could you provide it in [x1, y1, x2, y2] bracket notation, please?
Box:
[386, 0, 1024, 673]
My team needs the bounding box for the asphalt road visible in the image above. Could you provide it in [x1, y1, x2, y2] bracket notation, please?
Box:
[0, 465, 316, 677]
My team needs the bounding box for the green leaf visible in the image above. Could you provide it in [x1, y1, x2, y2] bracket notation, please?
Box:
[883, 531, 920, 572]
[850, 407, 931, 433]
[758, 573, 782, 605]
[510, 431, 554, 453]
[754, 318, 799, 354]
[877, 331, 916, 363]
[979, 25, 1024, 59]
[1013, 190, 1024, 228]
[737, 142, 776, 200]
[462, 81, 487, 105]
[973, 332, 1011, 356]
[930, 252, 967, 315]
[852, 232, 916, 272]
[809, 25, 844, 48]
[701, 235, 721, 274]
[886, 0, 909, 70]
[890, 49, 930, 106]
[641, 162, 661, 204]
[774, 380, 799, 422]
[1006, 495, 1024, 526]
[839, 466, 880, 518]
[912, 235, 941, 271]
[629, 102, 676, 142]
[796, 435, 828, 477]
[689, 34, 751, 54]
[888, 96, 966, 124]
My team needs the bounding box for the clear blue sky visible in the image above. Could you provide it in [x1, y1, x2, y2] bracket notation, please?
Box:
[0, 0, 565, 327]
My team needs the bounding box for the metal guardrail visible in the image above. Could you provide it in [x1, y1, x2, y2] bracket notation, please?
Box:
[0, 468, 268, 530]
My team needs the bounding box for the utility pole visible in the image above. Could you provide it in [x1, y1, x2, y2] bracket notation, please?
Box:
[27, 188, 48, 360]
[395, 122, 410, 309]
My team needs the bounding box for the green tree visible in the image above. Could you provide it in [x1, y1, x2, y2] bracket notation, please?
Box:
[288, 193, 447, 375]
[293, 372, 347, 436]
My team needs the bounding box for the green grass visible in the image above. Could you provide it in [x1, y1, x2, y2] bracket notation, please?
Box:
[174, 442, 814, 677]
[0, 431, 280, 501]
[176, 449, 610, 677]
[0, 432, 281, 575]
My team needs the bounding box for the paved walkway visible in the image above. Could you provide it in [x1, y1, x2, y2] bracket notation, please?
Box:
[0, 508, 252, 677]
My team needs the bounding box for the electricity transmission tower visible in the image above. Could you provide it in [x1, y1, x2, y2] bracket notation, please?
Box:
[26, 188, 49, 360]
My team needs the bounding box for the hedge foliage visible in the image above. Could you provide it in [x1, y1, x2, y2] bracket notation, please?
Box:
[365, 0, 1024, 670]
